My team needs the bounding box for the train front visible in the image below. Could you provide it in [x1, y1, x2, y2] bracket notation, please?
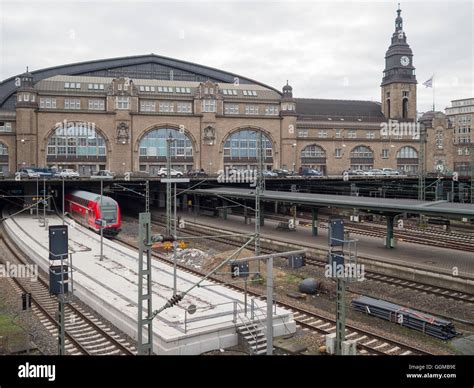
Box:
[99, 196, 121, 237]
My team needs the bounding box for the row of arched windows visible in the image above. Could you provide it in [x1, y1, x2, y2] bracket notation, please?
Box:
[2, 125, 420, 173]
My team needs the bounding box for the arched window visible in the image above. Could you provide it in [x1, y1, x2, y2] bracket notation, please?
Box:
[350, 145, 373, 159]
[402, 98, 408, 119]
[300, 144, 326, 175]
[223, 129, 273, 169]
[386, 99, 391, 118]
[301, 144, 326, 158]
[396, 146, 418, 174]
[139, 127, 193, 173]
[46, 124, 107, 175]
[350, 145, 373, 171]
[396, 146, 418, 159]
[47, 124, 106, 158]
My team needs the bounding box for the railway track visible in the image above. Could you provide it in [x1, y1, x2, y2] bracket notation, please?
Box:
[248, 212, 474, 253]
[0, 229, 136, 356]
[113, 232, 433, 356]
[146, 216, 474, 305]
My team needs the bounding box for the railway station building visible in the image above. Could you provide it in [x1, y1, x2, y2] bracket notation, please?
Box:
[0, 7, 469, 176]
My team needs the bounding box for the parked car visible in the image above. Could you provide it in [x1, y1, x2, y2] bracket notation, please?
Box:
[17, 168, 40, 179]
[262, 170, 278, 178]
[365, 168, 385, 176]
[90, 170, 115, 179]
[29, 167, 55, 178]
[272, 169, 289, 177]
[157, 167, 183, 178]
[300, 167, 322, 176]
[381, 168, 401, 176]
[55, 169, 80, 179]
[187, 169, 208, 178]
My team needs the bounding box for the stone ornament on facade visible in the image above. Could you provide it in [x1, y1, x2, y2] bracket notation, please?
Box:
[107, 77, 137, 96]
[116, 122, 130, 144]
[203, 125, 216, 145]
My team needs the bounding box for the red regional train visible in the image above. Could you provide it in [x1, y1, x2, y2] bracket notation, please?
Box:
[65, 190, 121, 237]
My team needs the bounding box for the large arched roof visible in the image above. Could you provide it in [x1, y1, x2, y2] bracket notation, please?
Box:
[0, 53, 280, 110]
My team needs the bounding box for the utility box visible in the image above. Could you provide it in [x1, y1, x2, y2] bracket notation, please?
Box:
[49, 225, 68, 261]
[49, 265, 69, 295]
[288, 254, 305, 269]
[328, 218, 344, 247]
[342, 340, 357, 355]
[325, 333, 336, 355]
[231, 262, 249, 278]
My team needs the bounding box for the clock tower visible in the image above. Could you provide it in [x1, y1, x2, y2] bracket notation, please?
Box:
[381, 5, 417, 121]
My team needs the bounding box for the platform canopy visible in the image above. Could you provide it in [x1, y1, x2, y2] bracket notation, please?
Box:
[191, 187, 474, 219]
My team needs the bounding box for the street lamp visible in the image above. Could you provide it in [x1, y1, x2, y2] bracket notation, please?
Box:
[292, 143, 297, 173]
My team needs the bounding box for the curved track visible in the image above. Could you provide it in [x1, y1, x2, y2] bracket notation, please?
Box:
[0, 223, 136, 356]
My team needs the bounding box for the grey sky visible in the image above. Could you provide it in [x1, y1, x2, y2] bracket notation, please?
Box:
[0, 0, 472, 113]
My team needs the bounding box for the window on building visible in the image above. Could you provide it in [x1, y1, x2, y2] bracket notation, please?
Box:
[177, 102, 192, 113]
[301, 145, 326, 158]
[335, 129, 342, 138]
[366, 130, 375, 139]
[382, 149, 389, 158]
[159, 102, 174, 113]
[347, 130, 357, 138]
[397, 146, 418, 159]
[245, 105, 259, 115]
[335, 148, 342, 158]
[298, 129, 308, 138]
[0, 143, 8, 155]
[88, 99, 105, 110]
[140, 101, 156, 112]
[202, 99, 216, 113]
[0, 122, 12, 132]
[65, 98, 81, 109]
[139, 128, 193, 161]
[265, 105, 279, 115]
[403, 91, 409, 97]
[47, 125, 106, 158]
[40, 98, 57, 109]
[224, 104, 239, 115]
[402, 98, 408, 119]
[223, 129, 272, 166]
[350, 145, 373, 158]
[318, 130, 328, 138]
[116, 97, 130, 110]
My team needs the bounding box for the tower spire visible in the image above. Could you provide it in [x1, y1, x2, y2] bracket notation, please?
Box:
[395, 4, 403, 31]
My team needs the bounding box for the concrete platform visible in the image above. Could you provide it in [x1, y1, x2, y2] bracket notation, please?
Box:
[175, 212, 474, 279]
[3, 211, 295, 355]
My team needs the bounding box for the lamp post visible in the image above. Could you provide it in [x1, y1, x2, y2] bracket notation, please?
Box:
[292, 143, 297, 173]
[100, 178, 104, 261]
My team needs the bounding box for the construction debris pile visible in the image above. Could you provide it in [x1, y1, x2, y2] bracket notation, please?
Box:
[175, 248, 209, 269]
[352, 296, 460, 340]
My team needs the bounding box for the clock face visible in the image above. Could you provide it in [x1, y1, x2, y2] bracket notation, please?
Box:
[400, 56, 410, 66]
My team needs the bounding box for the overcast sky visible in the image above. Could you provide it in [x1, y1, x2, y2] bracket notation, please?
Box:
[0, 0, 472, 113]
